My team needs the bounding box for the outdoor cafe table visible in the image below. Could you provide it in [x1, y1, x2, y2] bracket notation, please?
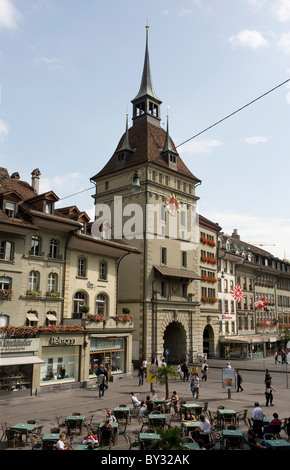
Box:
[153, 399, 170, 413]
[222, 429, 244, 449]
[41, 433, 60, 450]
[74, 444, 100, 450]
[181, 421, 201, 436]
[183, 442, 200, 450]
[10, 423, 37, 444]
[66, 415, 86, 435]
[113, 406, 131, 422]
[98, 422, 119, 440]
[217, 409, 237, 427]
[265, 439, 290, 450]
[180, 403, 203, 417]
[139, 432, 160, 450]
[148, 413, 166, 427]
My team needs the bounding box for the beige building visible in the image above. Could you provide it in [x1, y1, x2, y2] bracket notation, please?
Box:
[0, 168, 138, 397]
[91, 28, 221, 364]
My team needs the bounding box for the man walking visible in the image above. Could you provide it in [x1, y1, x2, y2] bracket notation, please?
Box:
[98, 370, 106, 398]
[236, 370, 243, 392]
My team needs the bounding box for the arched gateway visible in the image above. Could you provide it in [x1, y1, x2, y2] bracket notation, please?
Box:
[203, 324, 214, 358]
[163, 321, 187, 364]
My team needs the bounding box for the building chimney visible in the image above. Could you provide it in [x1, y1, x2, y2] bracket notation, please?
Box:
[232, 229, 240, 240]
[31, 168, 41, 194]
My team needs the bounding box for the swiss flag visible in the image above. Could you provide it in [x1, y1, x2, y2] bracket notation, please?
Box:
[254, 297, 266, 310]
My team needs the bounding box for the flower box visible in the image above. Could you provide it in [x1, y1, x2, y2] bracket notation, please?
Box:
[26, 289, 40, 298]
[0, 289, 13, 300]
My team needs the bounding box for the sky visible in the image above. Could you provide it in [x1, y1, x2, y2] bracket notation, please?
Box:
[0, 0, 290, 260]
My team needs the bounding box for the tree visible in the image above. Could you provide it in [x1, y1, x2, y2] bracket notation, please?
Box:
[156, 364, 178, 399]
[278, 327, 290, 349]
[147, 426, 187, 451]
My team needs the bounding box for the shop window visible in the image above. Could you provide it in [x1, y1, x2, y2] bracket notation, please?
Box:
[0, 241, 14, 260]
[40, 346, 79, 384]
[96, 294, 108, 316]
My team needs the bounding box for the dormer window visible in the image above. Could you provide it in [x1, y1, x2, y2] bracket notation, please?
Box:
[44, 201, 53, 214]
[4, 201, 17, 217]
[135, 101, 145, 117]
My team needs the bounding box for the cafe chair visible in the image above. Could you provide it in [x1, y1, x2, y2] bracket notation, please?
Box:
[6, 429, 23, 448]
[99, 427, 115, 449]
[227, 425, 237, 430]
[139, 415, 150, 432]
[269, 425, 281, 439]
[29, 433, 43, 450]
[27, 420, 37, 425]
[50, 427, 60, 434]
[55, 415, 66, 429]
[182, 436, 194, 443]
[125, 432, 140, 450]
[84, 415, 94, 427]
[263, 433, 277, 440]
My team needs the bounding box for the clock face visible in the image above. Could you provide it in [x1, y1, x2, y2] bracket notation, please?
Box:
[166, 193, 180, 216]
[172, 282, 179, 294]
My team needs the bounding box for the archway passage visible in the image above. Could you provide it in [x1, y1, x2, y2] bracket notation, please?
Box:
[203, 324, 214, 358]
[163, 321, 187, 364]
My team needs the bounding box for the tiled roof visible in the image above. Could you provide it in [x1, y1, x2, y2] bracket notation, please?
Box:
[0, 168, 36, 200]
[91, 121, 200, 182]
[154, 265, 201, 280]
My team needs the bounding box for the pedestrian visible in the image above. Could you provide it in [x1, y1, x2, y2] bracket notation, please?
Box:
[227, 361, 231, 369]
[151, 355, 159, 366]
[138, 363, 145, 386]
[201, 361, 208, 381]
[236, 369, 243, 392]
[264, 369, 270, 383]
[103, 366, 109, 389]
[274, 350, 280, 364]
[177, 364, 182, 379]
[265, 376, 276, 407]
[190, 372, 200, 399]
[181, 360, 189, 382]
[161, 357, 167, 367]
[251, 402, 264, 438]
[281, 350, 287, 364]
[98, 369, 106, 398]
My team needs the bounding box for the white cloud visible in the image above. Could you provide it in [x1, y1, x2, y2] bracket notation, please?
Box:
[244, 136, 269, 144]
[277, 33, 290, 54]
[0, 0, 22, 31]
[229, 30, 269, 49]
[201, 209, 290, 260]
[182, 139, 222, 154]
[0, 119, 8, 142]
[179, 8, 194, 16]
[272, 0, 290, 22]
[35, 57, 62, 69]
[40, 173, 84, 194]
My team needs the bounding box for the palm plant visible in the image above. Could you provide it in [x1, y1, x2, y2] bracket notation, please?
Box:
[147, 426, 187, 450]
[156, 364, 178, 399]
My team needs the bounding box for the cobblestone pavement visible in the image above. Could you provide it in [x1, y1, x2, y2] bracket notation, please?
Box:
[1, 356, 289, 452]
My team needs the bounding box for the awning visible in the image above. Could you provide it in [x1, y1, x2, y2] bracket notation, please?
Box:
[154, 265, 201, 280]
[220, 335, 277, 344]
[0, 355, 44, 366]
[46, 313, 57, 321]
[26, 313, 38, 321]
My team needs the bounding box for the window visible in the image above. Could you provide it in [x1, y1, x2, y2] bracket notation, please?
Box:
[0, 241, 14, 260]
[44, 201, 53, 214]
[47, 273, 58, 293]
[28, 271, 40, 292]
[26, 310, 38, 327]
[46, 311, 57, 326]
[182, 251, 187, 267]
[49, 239, 59, 259]
[99, 261, 107, 280]
[78, 257, 87, 277]
[30, 236, 41, 256]
[96, 294, 107, 316]
[4, 201, 17, 217]
[73, 291, 87, 314]
[0, 276, 12, 290]
[161, 281, 166, 297]
[161, 247, 167, 264]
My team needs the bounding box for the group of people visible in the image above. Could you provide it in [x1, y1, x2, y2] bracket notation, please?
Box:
[274, 349, 288, 364]
[249, 401, 284, 449]
[130, 389, 180, 415]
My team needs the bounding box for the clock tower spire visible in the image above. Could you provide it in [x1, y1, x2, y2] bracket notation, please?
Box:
[131, 25, 162, 127]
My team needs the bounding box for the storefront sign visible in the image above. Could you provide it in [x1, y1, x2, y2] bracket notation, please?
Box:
[91, 337, 124, 351]
[49, 337, 76, 346]
[0, 338, 39, 352]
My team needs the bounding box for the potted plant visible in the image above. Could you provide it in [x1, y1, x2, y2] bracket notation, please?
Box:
[79, 305, 90, 314]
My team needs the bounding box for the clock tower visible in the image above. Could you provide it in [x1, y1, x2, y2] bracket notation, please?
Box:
[91, 27, 219, 364]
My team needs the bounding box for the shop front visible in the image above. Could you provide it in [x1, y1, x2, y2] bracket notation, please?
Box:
[38, 334, 84, 392]
[89, 336, 126, 378]
[0, 337, 44, 398]
[220, 334, 278, 360]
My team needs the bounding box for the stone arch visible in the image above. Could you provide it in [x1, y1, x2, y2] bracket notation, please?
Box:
[203, 324, 215, 357]
[162, 321, 187, 364]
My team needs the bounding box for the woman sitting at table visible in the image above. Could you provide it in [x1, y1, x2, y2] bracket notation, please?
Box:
[145, 395, 155, 413]
[181, 409, 197, 422]
[82, 429, 99, 447]
[105, 409, 117, 423]
[169, 391, 179, 412]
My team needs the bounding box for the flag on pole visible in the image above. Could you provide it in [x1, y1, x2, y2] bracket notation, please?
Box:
[230, 284, 244, 302]
[254, 297, 266, 310]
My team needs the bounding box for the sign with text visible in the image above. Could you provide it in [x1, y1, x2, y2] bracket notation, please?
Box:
[146, 364, 157, 384]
